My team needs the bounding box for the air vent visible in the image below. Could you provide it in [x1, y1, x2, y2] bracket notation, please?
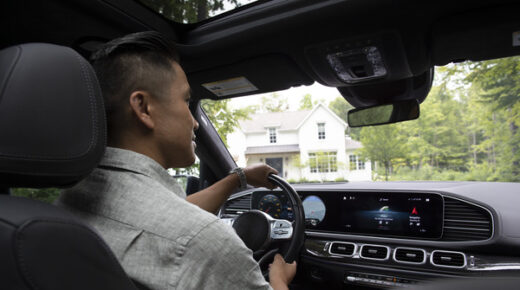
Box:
[221, 194, 251, 218]
[443, 197, 493, 241]
[393, 247, 426, 264]
[329, 242, 356, 257]
[360, 244, 389, 260]
[431, 250, 466, 268]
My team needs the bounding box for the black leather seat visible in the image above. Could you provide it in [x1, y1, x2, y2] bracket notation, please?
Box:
[0, 43, 138, 290]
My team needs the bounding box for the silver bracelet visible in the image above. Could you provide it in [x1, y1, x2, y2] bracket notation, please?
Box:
[229, 167, 247, 190]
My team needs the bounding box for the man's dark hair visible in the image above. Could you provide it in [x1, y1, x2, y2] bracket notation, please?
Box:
[90, 31, 180, 139]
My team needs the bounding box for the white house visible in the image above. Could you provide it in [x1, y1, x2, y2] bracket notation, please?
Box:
[227, 104, 372, 182]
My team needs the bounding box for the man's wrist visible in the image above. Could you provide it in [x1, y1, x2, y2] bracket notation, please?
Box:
[229, 167, 247, 190]
[269, 279, 289, 290]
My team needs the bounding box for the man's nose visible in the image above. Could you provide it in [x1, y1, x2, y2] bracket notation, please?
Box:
[192, 114, 199, 131]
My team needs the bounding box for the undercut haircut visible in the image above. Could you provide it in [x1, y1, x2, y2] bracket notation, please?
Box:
[90, 31, 180, 138]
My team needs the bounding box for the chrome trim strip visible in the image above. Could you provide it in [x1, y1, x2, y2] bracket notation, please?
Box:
[328, 241, 357, 257]
[443, 219, 490, 224]
[430, 250, 467, 269]
[443, 226, 490, 232]
[359, 244, 390, 261]
[468, 264, 520, 271]
[393, 247, 427, 265]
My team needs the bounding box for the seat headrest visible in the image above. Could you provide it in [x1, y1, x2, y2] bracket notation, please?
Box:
[0, 43, 106, 188]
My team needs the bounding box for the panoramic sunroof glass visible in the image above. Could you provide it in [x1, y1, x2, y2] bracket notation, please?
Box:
[137, 0, 263, 23]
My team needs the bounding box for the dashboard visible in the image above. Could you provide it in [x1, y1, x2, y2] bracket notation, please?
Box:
[219, 181, 520, 289]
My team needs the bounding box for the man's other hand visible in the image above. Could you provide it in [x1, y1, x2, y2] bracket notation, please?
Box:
[243, 164, 278, 189]
[269, 253, 297, 290]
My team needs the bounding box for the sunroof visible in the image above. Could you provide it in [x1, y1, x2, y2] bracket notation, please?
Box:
[138, 0, 263, 24]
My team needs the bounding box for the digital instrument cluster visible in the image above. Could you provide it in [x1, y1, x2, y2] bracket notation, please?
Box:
[251, 191, 295, 221]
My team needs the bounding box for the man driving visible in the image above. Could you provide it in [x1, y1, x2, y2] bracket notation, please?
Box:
[57, 31, 296, 290]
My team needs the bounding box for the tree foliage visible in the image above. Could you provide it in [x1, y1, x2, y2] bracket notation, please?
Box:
[259, 93, 289, 112]
[140, 0, 240, 23]
[201, 98, 254, 146]
[328, 96, 361, 139]
[359, 56, 520, 182]
[359, 124, 407, 181]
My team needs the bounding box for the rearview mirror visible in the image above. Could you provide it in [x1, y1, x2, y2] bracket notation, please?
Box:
[347, 100, 419, 127]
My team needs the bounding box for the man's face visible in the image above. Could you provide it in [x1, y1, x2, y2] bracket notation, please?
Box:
[153, 62, 199, 168]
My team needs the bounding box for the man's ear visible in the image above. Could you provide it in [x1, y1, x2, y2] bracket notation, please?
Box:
[129, 91, 155, 129]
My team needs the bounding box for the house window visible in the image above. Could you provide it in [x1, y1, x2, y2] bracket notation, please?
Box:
[317, 123, 325, 139]
[309, 152, 337, 173]
[268, 128, 277, 143]
[349, 155, 365, 170]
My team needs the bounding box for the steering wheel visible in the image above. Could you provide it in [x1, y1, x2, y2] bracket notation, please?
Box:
[223, 174, 305, 275]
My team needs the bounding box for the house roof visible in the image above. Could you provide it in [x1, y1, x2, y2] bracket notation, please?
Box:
[239, 103, 348, 133]
[345, 137, 363, 150]
[245, 144, 300, 155]
[239, 110, 310, 132]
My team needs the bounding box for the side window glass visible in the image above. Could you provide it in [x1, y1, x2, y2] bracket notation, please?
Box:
[11, 188, 60, 203]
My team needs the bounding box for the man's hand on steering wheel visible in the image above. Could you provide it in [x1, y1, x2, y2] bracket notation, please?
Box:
[244, 164, 279, 189]
[269, 253, 297, 290]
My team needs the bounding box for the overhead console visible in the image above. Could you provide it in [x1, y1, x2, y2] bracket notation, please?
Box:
[305, 31, 413, 87]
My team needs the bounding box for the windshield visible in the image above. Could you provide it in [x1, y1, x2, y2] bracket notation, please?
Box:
[201, 56, 520, 183]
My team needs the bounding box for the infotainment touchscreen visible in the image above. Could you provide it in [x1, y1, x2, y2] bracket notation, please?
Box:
[303, 192, 443, 239]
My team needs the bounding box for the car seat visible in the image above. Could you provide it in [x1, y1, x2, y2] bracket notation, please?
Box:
[0, 43, 140, 290]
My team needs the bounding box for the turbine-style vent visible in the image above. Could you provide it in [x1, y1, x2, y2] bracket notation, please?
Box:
[360, 245, 389, 260]
[442, 197, 492, 241]
[431, 250, 466, 268]
[221, 194, 251, 218]
[394, 248, 426, 264]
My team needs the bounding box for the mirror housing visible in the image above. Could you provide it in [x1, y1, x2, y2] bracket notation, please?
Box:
[348, 99, 420, 127]
[338, 68, 433, 108]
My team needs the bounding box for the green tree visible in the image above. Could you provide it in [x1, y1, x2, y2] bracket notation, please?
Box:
[298, 94, 315, 110]
[465, 56, 520, 181]
[200, 99, 253, 146]
[359, 124, 407, 181]
[259, 93, 289, 112]
[328, 96, 361, 139]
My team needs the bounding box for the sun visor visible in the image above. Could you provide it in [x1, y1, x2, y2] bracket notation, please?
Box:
[187, 54, 313, 100]
[338, 68, 433, 108]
